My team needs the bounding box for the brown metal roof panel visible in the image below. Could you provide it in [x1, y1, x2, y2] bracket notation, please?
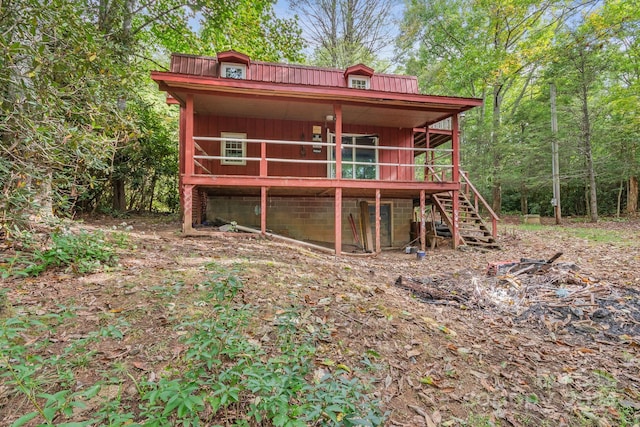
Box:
[195, 57, 204, 76]
[169, 53, 422, 93]
[294, 67, 301, 84]
[374, 75, 389, 92]
[186, 56, 195, 75]
[203, 58, 216, 77]
[408, 79, 418, 93]
[400, 77, 408, 93]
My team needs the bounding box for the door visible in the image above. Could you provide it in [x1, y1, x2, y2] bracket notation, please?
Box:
[369, 204, 392, 247]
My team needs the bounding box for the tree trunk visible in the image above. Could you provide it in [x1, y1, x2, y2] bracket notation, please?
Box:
[585, 186, 590, 218]
[148, 174, 158, 212]
[30, 170, 55, 221]
[520, 184, 528, 215]
[627, 176, 638, 215]
[579, 57, 597, 223]
[491, 83, 502, 214]
[617, 180, 624, 218]
[112, 178, 126, 211]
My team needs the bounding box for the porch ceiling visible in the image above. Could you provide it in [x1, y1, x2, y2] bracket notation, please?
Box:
[152, 72, 481, 128]
[183, 90, 449, 128]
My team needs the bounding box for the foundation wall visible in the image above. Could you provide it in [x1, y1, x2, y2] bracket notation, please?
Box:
[206, 196, 412, 247]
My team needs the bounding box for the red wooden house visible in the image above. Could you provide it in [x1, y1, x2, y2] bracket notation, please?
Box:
[151, 51, 498, 254]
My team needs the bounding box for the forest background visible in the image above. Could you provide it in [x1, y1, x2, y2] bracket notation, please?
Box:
[1, 0, 638, 237]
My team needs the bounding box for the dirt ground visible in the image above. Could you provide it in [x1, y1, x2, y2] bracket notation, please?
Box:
[1, 214, 639, 426]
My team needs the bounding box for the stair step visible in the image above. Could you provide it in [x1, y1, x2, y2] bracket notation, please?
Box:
[465, 242, 501, 248]
[432, 192, 499, 250]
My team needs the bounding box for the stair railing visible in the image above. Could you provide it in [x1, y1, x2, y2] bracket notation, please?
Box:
[459, 170, 499, 238]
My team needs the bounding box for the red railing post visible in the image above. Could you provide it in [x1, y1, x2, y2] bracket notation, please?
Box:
[334, 187, 342, 254]
[334, 105, 342, 179]
[184, 94, 194, 177]
[419, 190, 426, 252]
[375, 189, 381, 253]
[260, 141, 267, 177]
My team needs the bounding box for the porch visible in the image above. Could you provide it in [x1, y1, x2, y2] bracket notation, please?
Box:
[151, 52, 495, 254]
[181, 122, 469, 254]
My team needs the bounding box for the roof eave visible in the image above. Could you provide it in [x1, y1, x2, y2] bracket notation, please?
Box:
[151, 71, 483, 112]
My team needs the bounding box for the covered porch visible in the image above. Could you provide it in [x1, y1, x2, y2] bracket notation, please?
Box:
[151, 54, 483, 254]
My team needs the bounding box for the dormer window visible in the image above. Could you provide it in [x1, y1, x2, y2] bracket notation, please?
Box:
[344, 63, 374, 90]
[221, 62, 246, 79]
[349, 75, 370, 89]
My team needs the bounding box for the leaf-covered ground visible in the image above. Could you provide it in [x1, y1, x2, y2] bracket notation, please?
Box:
[1, 215, 639, 426]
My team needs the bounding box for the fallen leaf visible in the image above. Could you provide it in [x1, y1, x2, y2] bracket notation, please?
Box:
[133, 361, 149, 371]
[419, 376, 440, 388]
[558, 374, 572, 384]
[407, 349, 422, 358]
[336, 363, 351, 373]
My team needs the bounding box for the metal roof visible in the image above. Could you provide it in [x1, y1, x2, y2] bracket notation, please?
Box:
[169, 53, 419, 94]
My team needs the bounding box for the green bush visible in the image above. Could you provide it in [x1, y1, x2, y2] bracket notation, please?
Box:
[1, 230, 122, 278]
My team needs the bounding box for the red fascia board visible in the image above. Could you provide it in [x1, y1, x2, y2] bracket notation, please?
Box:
[151, 71, 483, 109]
[166, 95, 180, 105]
[158, 83, 459, 115]
[182, 174, 461, 192]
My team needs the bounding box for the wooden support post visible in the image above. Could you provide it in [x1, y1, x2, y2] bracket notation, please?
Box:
[334, 104, 342, 180]
[419, 190, 426, 252]
[452, 189, 460, 249]
[452, 114, 460, 183]
[184, 94, 194, 177]
[260, 141, 267, 177]
[451, 114, 461, 249]
[182, 184, 194, 233]
[375, 189, 381, 253]
[260, 186, 267, 235]
[178, 106, 186, 214]
[334, 188, 342, 254]
[425, 127, 431, 181]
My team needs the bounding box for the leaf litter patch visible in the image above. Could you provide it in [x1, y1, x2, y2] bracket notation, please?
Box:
[394, 254, 640, 346]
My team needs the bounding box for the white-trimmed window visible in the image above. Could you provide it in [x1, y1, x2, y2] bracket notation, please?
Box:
[348, 75, 370, 89]
[221, 62, 247, 79]
[328, 133, 378, 179]
[221, 132, 247, 165]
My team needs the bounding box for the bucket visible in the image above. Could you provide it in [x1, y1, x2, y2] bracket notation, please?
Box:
[405, 246, 412, 254]
[416, 250, 426, 261]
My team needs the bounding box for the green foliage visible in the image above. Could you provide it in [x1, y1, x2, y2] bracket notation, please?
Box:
[1, 230, 123, 278]
[134, 272, 386, 426]
[1, 0, 304, 232]
[1, 266, 385, 426]
[0, 311, 98, 427]
[400, 0, 640, 217]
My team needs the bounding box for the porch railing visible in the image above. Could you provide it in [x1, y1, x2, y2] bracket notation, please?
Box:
[191, 136, 454, 182]
[460, 170, 499, 238]
[430, 117, 452, 131]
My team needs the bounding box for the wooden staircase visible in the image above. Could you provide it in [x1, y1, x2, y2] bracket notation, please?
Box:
[413, 123, 500, 249]
[432, 191, 500, 249]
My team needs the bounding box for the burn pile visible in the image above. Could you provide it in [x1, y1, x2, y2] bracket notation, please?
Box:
[394, 253, 640, 345]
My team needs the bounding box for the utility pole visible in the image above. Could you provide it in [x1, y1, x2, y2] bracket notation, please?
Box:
[550, 84, 561, 224]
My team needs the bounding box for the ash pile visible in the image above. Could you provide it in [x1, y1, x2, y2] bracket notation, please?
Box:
[394, 253, 640, 345]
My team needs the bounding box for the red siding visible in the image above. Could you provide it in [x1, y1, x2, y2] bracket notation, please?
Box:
[193, 115, 414, 180]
